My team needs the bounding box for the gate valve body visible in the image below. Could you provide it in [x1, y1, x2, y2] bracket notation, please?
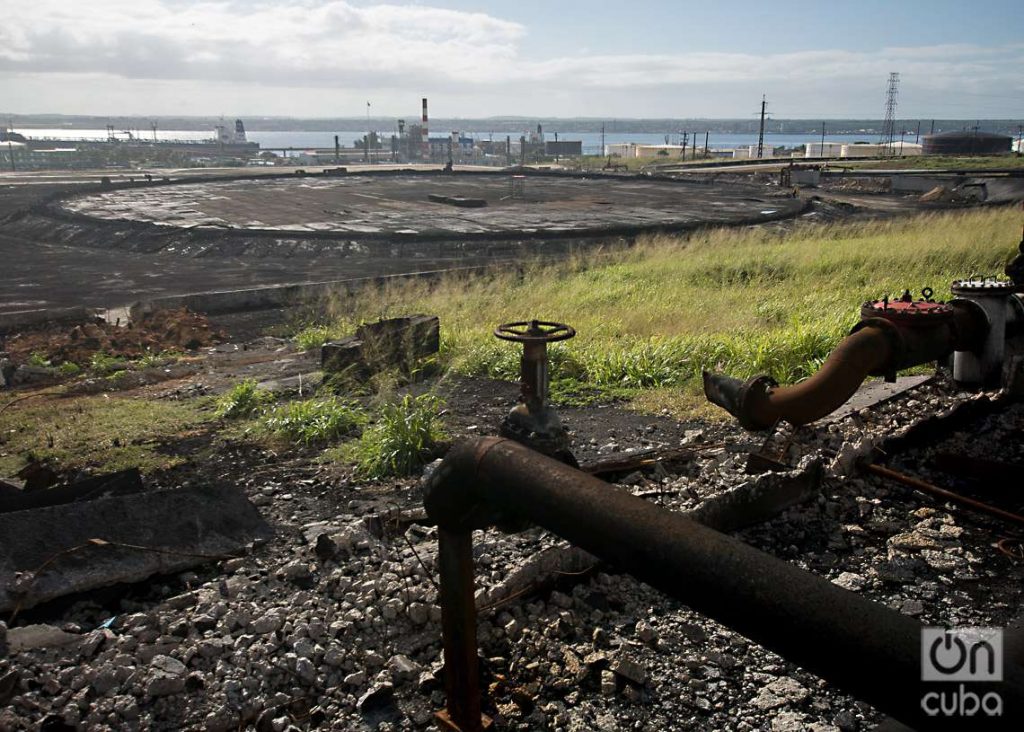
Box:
[494, 320, 577, 463]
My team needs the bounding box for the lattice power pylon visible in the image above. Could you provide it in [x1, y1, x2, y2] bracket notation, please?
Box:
[879, 72, 900, 156]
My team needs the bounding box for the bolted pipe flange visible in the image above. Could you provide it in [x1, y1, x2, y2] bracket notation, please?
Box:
[860, 287, 954, 327]
[494, 320, 577, 463]
[951, 277, 1021, 297]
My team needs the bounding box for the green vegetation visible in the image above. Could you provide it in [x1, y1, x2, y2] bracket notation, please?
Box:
[214, 379, 275, 419]
[345, 394, 446, 479]
[863, 154, 1024, 171]
[262, 397, 366, 445]
[0, 394, 211, 475]
[56, 362, 81, 376]
[298, 207, 1019, 416]
[89, 351, 128, 375]
[295, 325, 334, 352]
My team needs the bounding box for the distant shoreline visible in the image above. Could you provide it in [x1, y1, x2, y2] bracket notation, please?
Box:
[5, 114, 1022, 137]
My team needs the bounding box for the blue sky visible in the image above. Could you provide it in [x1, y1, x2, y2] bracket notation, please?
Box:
[1, 0, 1021, 118]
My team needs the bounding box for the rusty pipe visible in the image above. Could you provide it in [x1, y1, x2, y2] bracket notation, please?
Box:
[704, 303, 985, 431]
[423, 437, 1024, 730]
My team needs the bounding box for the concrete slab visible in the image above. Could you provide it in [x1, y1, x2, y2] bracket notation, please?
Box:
[0, 484, 273, 612]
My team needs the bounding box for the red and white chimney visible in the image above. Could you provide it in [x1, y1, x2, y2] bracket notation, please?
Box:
[421, 98, 429, 158]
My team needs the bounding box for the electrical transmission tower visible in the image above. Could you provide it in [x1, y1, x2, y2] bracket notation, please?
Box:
[756, 94, 768, 159]
[879, 72, 899, 156]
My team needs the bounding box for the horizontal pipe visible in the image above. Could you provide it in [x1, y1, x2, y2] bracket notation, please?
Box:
[424, 437, 1024, 730]
[705, 303, 985, 430]
[704, 325, 892, 430]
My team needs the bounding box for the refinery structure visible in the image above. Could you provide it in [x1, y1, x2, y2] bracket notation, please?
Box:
[2, 91, 1019, 172]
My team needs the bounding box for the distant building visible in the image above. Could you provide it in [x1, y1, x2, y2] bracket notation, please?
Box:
[545, 140, 582, 157]
[606, 143, 687, 158]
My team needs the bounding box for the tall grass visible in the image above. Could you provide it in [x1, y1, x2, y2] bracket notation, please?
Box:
[295, 208, 1019, 409]
[262, 397, 366, 445]
[348, 394, 447, 478]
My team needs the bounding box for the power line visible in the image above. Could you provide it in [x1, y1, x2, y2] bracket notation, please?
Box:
[880, 72, 900, 156]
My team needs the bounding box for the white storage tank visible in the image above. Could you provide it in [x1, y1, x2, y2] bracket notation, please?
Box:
[840, 143, 885, 158]
[805, 142, 845, 158]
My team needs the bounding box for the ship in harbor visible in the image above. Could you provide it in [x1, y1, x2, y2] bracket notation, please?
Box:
[1, 119, 260, 156]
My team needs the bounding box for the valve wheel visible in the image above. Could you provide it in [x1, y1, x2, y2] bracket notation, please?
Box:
[494, 320, 576, 343]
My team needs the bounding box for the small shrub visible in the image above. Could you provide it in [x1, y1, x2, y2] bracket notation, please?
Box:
[294, 325, 338, 352]
[57, 362, 82, 376]
[27, 352, 51, 368]
[350, 394, 446, 479]
[137, 349, 175, 369]
[262, 397, 366, 445]
[90, 352, 126, 375]
[215, 379, 274, 419]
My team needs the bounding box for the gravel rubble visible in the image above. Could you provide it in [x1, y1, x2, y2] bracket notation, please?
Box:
[0, 372, 1020, 731]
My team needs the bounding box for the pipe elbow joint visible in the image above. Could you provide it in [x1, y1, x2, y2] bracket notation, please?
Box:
[422, 437, 528, 533]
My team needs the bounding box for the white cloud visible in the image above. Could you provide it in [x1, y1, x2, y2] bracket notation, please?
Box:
[0, 0, 1021, 117]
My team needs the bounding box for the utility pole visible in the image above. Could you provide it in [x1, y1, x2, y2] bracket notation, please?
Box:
[1018, 125, 1023, 155]
[600, 124, 605, 157]
[930, 119, 935, 135]
[691, 132, 696, 160]
[915, 121, 921, 144]
[506, 135, 512, 166]
[704, 131, 709, 157]
[757, 94, 767, 159]
[820, 121, 826, 157]
[365, 101, 371, 163]
[334, 135, 340, 163]
[880, 72, 899, 157]
[681, 131, 689, 159]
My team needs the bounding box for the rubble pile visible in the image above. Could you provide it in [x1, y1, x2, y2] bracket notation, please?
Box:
[2, 309, 223, 368]
[0, 374, 1019, 731]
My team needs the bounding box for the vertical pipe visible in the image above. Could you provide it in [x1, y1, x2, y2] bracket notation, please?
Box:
[437, 528, 483, 731]
[704, 130, 709, 156]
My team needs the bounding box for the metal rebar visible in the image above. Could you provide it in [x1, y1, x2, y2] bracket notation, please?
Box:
[866, 463, 1024, 527]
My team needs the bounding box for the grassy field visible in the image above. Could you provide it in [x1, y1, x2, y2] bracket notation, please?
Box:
[0, 393, 212, 476]
[299, 206, 1020, 416]
[863, 154, 1024, 171]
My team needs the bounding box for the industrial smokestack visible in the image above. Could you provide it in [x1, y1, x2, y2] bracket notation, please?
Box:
[421, 98, 429, 159]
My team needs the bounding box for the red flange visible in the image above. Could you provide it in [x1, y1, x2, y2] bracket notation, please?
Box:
[860, 288, 953, 326]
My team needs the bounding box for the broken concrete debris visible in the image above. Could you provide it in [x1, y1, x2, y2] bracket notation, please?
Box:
[0, 483, 272, 612]
[0, 467, 143, 514]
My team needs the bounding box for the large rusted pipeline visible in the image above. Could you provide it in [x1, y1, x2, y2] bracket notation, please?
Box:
[423, 437, 1024, 730]
[703, 299, 985, 431]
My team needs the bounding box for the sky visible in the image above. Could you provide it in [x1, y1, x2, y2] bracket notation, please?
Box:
[1, 0, 1022, 119]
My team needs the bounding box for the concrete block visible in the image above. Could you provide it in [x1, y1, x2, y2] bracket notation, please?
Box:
[321, 336, 365, 375]
[356, 315, 440, 370]
[0, 484, 273, 612]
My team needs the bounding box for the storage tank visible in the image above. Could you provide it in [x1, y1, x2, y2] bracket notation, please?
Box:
[840, 143, 885, 158]
[805, 142, 845, 158]
[922, 130, 1012, 155]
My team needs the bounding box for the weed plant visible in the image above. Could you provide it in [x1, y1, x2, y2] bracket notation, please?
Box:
[262, 397, 366, 445]
[215, 379, 275, 419]
[348, 394, 446, 478]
